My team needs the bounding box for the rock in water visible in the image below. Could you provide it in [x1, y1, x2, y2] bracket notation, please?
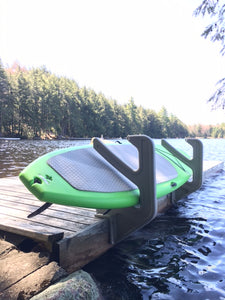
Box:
[30, 270, 100, 300]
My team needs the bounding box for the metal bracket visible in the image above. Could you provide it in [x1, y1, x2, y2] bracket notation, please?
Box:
[93, 135, 157, 244]
[161, 138, 203, 201]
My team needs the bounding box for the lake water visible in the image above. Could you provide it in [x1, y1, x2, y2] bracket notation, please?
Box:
[1, 138, 225, 299]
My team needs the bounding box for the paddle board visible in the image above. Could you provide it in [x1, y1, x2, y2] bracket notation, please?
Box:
[19, 140, 191, 209]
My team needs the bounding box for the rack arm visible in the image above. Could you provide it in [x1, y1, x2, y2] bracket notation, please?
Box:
[161, 138, 203, 200]
[93, 135, 157, 243]
[93, 136, 203, 244]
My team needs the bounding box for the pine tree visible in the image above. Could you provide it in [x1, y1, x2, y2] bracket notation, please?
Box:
[194, 1, 225, 110]
[0, 60, 10, 135]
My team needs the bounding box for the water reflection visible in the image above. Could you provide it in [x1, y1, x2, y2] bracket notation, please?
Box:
[85, 170, 225, 299]
[0, 139, 90, 177]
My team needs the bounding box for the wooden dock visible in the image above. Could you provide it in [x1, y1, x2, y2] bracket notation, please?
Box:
[0, 160, 223, 273]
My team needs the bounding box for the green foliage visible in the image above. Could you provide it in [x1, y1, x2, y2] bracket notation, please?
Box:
[0, 59, 11, 135]
[0, 60, 189, 139]
[194, 1, 225, 110]
[194, 0, 225, 55]
[210, 123, 225, 138]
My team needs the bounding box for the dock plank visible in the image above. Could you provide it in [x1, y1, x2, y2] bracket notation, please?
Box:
[0, 214, 64, 244]
[57, 218, 110, 273]
[0, 206, 89, 233]
[0, 196, 97, 225]
[203, 160, 224, 180]
[0, 178, 96, 217]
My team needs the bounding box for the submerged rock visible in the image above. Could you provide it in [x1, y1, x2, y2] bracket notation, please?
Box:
[30, 270, 100, 300]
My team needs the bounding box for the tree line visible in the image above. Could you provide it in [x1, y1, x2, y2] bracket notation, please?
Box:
[189, 123, 225, 139]
[0, 59, 219, 139]
[0, 60, 189, 139]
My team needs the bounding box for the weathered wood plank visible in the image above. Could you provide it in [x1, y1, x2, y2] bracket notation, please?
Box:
[57, 218, 111, 272]
[0, 198, 97, 225]
[203, 161, 224, 180]
[0, 177, 96, 216]
[0, 206, 88, 234]
[0, 214, 65, 243]
[0, 177, 99, 248]
[0, 240, 16, 256]
[0, 261, 67, 300]
[0, 177, 24, 188]
[0, 247, 50, 292]
[0, 192, 96, 218]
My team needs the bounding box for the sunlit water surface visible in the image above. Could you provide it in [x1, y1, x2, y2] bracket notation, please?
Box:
[1, 138, 225, 299]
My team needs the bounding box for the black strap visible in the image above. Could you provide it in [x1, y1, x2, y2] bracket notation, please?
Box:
[28, 202, 53, 218]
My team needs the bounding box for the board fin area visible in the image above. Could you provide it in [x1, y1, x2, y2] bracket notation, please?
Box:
[27, 202, 53, 218]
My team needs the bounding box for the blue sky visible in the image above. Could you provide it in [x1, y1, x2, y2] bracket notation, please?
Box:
[1, 0, 225, 125]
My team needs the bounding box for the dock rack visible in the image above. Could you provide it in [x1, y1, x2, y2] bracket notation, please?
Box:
[93, 135, 203, 244]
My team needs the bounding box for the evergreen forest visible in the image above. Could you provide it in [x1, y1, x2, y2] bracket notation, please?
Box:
[0, 59, 223, 139]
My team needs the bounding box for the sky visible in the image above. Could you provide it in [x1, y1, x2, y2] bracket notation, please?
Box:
[1, 0, 225, 125]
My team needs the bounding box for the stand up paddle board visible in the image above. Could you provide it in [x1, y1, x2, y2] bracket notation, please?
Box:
[19, 140, 191, 209]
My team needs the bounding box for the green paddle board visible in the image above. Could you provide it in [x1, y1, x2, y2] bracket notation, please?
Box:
[19, 140, 191, 209]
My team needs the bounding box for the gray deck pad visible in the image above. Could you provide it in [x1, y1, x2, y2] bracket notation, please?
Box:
[47, 144, 178, 192]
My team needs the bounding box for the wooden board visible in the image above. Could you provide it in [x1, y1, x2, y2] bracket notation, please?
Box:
[203, 160, 224, 180]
